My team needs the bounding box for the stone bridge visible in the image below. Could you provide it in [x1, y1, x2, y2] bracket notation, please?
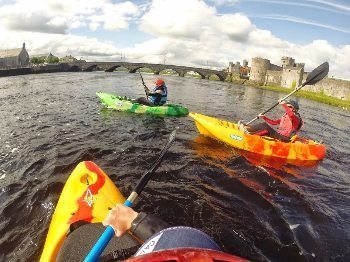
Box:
[68, 61, 228, 81]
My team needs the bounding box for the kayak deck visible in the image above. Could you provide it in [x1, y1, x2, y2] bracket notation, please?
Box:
[40, 161, 125, 262]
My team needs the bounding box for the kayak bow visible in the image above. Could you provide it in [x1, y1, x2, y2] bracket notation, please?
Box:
[40, 161, 125, 262]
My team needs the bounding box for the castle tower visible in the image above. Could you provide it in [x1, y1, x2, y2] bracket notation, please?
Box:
[243, 59, 248, 67]
[228, 62, 234, 73]
[249, 57, 270, 83]
[281, 56, 295, 68]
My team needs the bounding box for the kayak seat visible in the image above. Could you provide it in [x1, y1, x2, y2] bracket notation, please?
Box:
[68, 220, 89, 235]
[57, 223, 140, 262]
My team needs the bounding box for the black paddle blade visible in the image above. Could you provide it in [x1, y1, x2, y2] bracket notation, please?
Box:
[303, 62, 329, 86]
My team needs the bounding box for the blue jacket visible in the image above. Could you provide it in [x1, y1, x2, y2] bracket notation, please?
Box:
[148, 85, 167, 105]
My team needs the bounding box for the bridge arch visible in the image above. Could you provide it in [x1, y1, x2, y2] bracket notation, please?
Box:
[85, 64, 98, 72]
[158, 68, 180, 76]
[105, 65, 129, 72]
[184, 70, 206, 79]
[129, 66, 155, 74]
[208, 73, 225, 81]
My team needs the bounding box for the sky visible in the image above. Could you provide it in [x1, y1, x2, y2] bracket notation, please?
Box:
[1, 0, 349, 79]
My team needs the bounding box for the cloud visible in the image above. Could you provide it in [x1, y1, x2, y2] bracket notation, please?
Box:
[250, 14, 350, 34]
[140, 0, 216, 39]
[0, 0, 349, 79]
[0, 24, 119, 58]
[206, 0, 239, 5]
[305, 0, 350, 12]
[0, 0, 139, 34]
[215, 13, 253, 42]
[244, 0, 350, 15]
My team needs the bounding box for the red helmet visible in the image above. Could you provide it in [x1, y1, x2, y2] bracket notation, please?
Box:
[155, 79, 165, 87]
[126, 248, 247, 262]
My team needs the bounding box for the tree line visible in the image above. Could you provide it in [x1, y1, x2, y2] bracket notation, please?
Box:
[30, 56, 60, 64]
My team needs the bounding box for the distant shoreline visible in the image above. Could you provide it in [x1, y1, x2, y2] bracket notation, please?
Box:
[1, 65, 349, 110]
[229, 78, 350, 111]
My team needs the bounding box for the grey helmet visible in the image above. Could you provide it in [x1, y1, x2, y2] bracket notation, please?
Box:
[286, 100, 299, 110]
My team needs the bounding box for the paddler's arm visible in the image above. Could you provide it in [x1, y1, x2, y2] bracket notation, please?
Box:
[103, 204, 169, 241]
[147, 89, 163, 97]
[130, 212, 169, 240]
[258, 113, 281, 125]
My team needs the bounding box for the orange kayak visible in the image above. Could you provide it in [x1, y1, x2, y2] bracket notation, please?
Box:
[189, 112, 326, 161]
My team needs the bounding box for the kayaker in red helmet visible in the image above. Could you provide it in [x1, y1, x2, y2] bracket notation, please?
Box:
[239, 99, 303, 142]
[134, 78, 168, 106]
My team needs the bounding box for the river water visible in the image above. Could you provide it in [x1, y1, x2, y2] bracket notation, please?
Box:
[0, 72, 349, 261]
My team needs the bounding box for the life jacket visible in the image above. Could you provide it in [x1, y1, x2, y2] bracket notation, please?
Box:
[148, 85, 167, 105]
[277, 111, 303, 138]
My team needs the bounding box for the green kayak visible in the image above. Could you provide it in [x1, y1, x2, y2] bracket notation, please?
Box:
[96, 92, 189, 116]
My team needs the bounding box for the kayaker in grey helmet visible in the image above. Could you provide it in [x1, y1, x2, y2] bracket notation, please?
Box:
[101, 204, 246, 261]
[56, 204, 246, 261]
[134, 79, 168, 106]
[239, 99, 303, 142]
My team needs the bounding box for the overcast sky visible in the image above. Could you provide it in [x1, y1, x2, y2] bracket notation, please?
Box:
[1, 0, 349, 79]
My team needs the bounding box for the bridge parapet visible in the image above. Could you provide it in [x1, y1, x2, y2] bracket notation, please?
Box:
[69, 61, 228, 81]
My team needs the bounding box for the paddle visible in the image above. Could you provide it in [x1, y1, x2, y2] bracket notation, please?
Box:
[138, 70, 150, 96]
[245, 62, 329, 125]
[84, 127, 178, 262]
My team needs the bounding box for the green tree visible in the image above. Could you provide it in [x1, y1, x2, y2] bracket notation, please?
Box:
[46, 56, 59, 64]
[30, 56, 45, 64]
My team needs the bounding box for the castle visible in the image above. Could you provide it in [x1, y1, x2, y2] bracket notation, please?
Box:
[249, 56, 305, 88]
[228, 57, 349, 101]
[230, 56, 306, 88]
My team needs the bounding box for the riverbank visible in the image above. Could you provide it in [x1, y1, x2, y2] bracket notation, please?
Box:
[260, 85, 349, 110]
[229, 78, 350, 110]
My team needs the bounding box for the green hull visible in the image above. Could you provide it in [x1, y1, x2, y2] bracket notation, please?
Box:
[96, 92, 189, 116]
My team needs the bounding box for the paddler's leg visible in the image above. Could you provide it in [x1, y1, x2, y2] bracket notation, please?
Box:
[244, 122, 270, 135]
[266, 129, 291, 142]
[56, 223, 140, 262]
[134, 97, 155, 106]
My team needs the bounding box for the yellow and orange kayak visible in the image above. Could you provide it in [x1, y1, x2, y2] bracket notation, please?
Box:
[40, 161, 125, 262]
[189, 112, 326, 161]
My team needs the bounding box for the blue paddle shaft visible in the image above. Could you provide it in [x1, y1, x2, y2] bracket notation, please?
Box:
[84, 128, 177, 261]
[83, 226, 114, 262]
[84, 200, 133, 262]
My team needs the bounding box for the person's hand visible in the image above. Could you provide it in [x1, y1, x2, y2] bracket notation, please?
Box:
[258, 113, 264, 118]
[102, 204, 138, 237]
[278, 99, 285, 104]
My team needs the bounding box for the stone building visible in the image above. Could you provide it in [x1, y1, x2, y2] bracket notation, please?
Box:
[281, 61, 304, 88]
[0, 43, 30, 68]
[228, 61, 241, 73]
[60, 55, 78, 63]
[248, 56, 304, 88]
[249, 57, 272, 83]
[228, 60, 250, 78]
